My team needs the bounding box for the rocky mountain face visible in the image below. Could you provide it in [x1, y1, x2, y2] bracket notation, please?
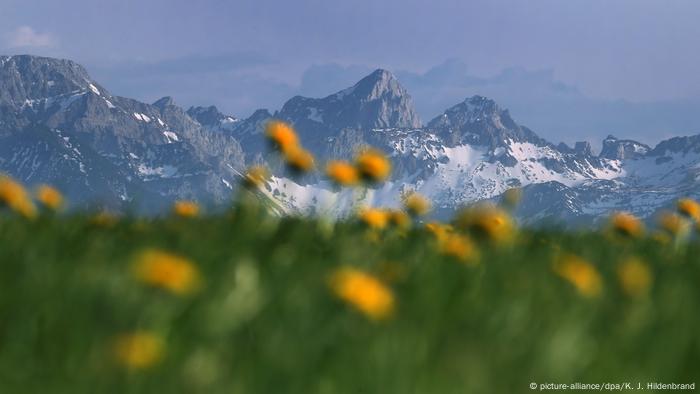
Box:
[278, 69, 421, 135]
[599, 135, 650, 160]
[1, 54, 699, 223]
[0, 55, 245, 211]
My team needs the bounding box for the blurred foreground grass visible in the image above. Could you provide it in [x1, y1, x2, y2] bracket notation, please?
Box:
[1, 203, 700, 394]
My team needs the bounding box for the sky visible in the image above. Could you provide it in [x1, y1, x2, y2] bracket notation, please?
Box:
[2, 0, 700, 147]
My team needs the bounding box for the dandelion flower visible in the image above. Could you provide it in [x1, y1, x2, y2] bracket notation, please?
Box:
[133, 249, 201, 295]
[403, 192, 431, 217]
[455, 204, 515, 243]
[439, 233, 478, 264]
[388, 209, 411, 230]
[283, 146, 315, 173]
[112, 331, 164, 369]
[35, 184, 64, 211]
[609, 212, 644, 238]
[172, 200, 200, 218]
[0, 175, 37, 219]
[355, 148, 391, 183]
[358, 208, 390, 230]
[265, 120, 299, 153]
[242, 165, 269, 189]
[657, 211, 688, 237]
[325, 160, 359, 187]
[425, 222, 453, 243]
[617, 258, 652, 298]
[329, 267, 394, 320]
[677, 198, 700, 222]
[553, 255, 602, 298]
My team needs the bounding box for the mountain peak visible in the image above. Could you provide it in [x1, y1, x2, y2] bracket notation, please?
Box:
[277, 69, 422, 132]
[428, 95, 507, 129]
[0, 54, 96, 107]
[365, 68, 394, 83]
[428, 95, 545, 148]
[574, 141, 593, 156]
[1, 54, 87, 72]
[648, 135, 700, 156]
[599, 136, 649, 159]
[351, 68, 406, 102]
[249, 108, 272, 120]
[187, 105, 238, 128]
[366, 68, 393, 80]
[153, 96, 176, 108]
[462, 95, 499, 112]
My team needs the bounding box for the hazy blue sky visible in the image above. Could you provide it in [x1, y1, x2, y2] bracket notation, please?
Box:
[2, 0, 700, 146]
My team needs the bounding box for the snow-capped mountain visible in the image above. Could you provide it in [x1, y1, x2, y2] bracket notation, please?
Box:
[230, 77, 698, 224]
[1, 54, 700, 223]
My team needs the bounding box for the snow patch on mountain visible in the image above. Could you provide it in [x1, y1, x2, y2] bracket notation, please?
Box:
[133, 112, 152, 122]
[163, 131, 180, 143]
[261, 176, 402, 217]
[137, 164, 178, 179]
[88, 83, 101, 95]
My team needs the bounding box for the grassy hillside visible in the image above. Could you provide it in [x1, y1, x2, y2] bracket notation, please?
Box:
[1, 197, 700, 393]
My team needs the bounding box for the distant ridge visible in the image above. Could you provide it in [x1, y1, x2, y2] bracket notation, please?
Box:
[1, 55, 699, 223]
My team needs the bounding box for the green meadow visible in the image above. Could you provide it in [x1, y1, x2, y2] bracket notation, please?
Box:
[1, 200, 699, 393]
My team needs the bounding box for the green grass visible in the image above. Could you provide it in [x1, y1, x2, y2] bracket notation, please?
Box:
[1, 205, 699, 393]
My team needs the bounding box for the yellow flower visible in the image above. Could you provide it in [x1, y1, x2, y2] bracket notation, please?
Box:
[329, 267, 394, 320]
[403, 192, 431, 216]
[172, 200, 200, 218]
[425, 222, 453, 243]
[553, 255, 602, 298]
[388, 209, 411, 230]
[617, 258, 652, 298]
[609, 212, 644, 238]
[455, 204, 515, 243]
[0, 175, 37, 219]
[283, 146, 315, 173]
[112, 331, 164, 369]
[133, 249, 201, 295]
[242, 165, 269, 189]
[325, 160, 359, 187]
[355, 148, 391, 183]
[439, 233, 478, 264]
[657, 211, 688, 236]
[677, 198, 700, 222]
[265, 120, 299, 153]
[502, 187, 522, 209]
[35, 184, 64, 211]
[358, 208, 390, 230]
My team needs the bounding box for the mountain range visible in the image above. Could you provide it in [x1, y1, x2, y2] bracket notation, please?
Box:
[1, 54, 699, 224]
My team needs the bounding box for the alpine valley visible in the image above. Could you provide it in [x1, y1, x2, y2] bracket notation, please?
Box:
[2, 55, 699, 224]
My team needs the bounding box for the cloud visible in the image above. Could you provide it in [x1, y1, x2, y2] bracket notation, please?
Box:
[104, 52, 276, 77]
[89, 52, 294, 118]
[4, 26, 56, 48]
